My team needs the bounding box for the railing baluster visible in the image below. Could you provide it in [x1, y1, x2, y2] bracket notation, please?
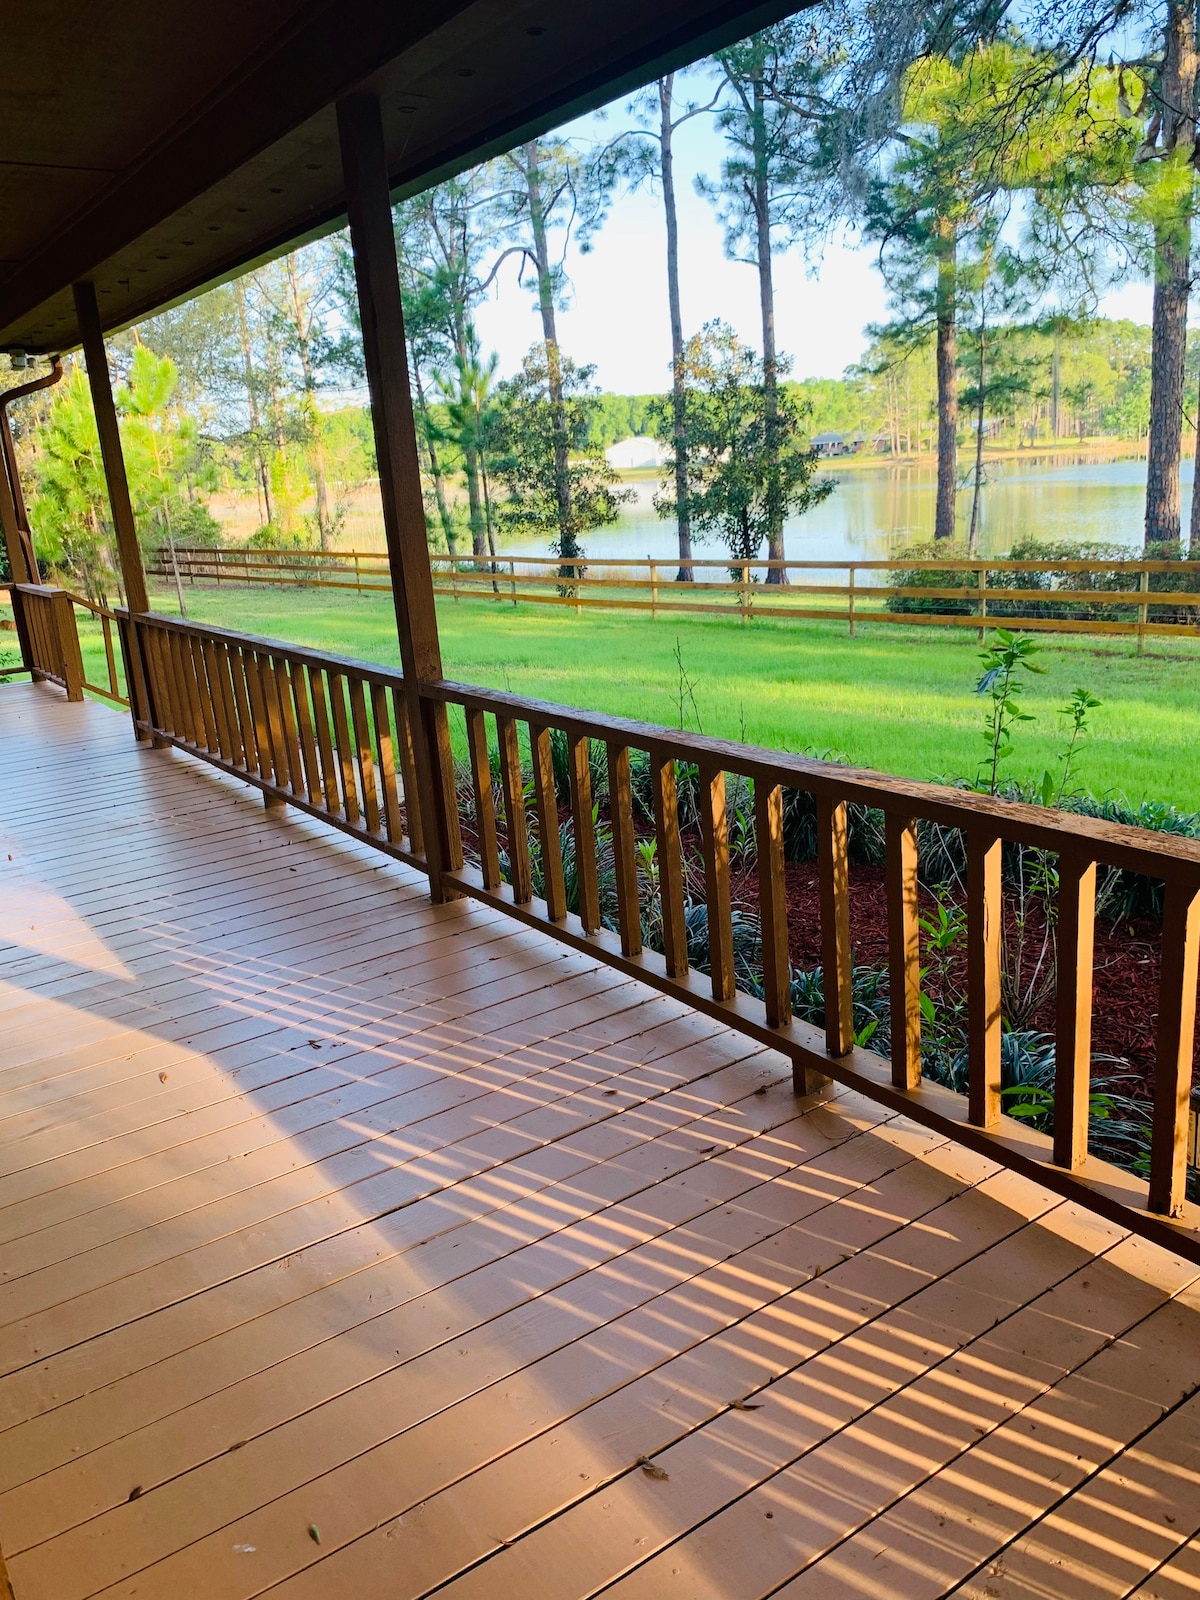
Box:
[650, 749, 688, 979]
[967, 831, 1003, 1129]
[262, 655, 295, 794]
[291, 663, 321, 802]
[275, 659, 305, 794]
[569, 734, 601, 934]
[189, 636, 220, 753]
[699, 763, 734, 1002]
[756, 781, 791, 1029]
[371, 682, 403, 843]
[328, 673, 360, 824]
[1054, 851, 1097, 1169]
[1148, 876, 1200, 1215]
[497, 715, 532, 904]
[101, 612, 118, 698]
[308, 667, 339, 812]
[818, 794, 855, 1058]
[885, 813, 922, 1090]
[390, 687, 424, 855]
[243, 651, 277, 787]
[164, 630, 190, 742]
[531, 724, 566, 920]
[199, 637, 232, 760]
[607, 743, 642, 957]
[168, 632, 198, 745]
[142, 627, 172, 734]
[466, 707, 501, 889]
[348, 676, 380, 833]
[228, 647, 258, 772]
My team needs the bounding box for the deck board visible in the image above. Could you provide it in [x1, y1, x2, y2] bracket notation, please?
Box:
[1, 683, 1200, 1600]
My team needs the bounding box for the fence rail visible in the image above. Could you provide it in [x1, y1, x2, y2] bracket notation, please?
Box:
[149, 546, 1200, 643]
[121, 607, 1200, 1264]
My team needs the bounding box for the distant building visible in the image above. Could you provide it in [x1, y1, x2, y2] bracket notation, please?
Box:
[605, 435, 669, 470]
[811, 430, 865, 458]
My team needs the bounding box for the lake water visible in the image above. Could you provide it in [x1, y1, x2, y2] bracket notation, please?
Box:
[501, 453, 1195, 577]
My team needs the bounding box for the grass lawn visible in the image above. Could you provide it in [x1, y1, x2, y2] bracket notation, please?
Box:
[64, 581, 1197, 811]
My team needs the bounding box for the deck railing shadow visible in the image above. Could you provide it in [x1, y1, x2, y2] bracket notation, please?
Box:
[73, 605, 1200, 1267]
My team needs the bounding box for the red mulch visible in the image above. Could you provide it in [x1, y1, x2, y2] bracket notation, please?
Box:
[760, 859, 1174, 1092]
[459, 796, 1183, 1097]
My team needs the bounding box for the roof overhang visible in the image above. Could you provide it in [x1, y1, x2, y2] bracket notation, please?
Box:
[0, 0, 808, 355]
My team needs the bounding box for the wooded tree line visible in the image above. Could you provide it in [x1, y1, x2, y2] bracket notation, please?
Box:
[14, 0, 1200, 595]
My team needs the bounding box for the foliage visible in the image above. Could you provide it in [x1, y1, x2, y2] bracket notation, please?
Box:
[975, 629, 1046, 794]
[653, 322, 833, 565]
[491, 345, 629, 566]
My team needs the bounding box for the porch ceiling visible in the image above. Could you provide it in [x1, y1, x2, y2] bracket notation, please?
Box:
[0, 0, 803, 356]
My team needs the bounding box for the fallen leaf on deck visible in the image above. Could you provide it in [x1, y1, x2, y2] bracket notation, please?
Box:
[638, 1457, 669, 1480]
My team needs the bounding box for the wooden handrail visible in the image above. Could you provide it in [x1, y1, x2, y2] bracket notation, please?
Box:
[126, 607, 1200, 1261]
[14, 585, 84, 700]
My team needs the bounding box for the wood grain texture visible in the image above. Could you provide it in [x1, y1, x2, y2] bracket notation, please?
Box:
[2, 686, 1200, 1600]
[885, 813, 922, 1091]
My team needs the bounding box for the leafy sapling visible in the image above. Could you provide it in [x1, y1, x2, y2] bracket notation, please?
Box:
[1037, 687, 1102, 807]
[975, 629, 1045, 795]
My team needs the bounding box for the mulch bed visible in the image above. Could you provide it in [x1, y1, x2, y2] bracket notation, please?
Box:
[461, 798, 1187, 1097]
[757, 859, 1175, 1092]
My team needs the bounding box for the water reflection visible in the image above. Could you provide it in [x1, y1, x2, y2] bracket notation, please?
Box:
[503, 454, 1193, 577]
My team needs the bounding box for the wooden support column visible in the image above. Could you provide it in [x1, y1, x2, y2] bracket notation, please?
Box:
[0, 447, 36, 675]
[74, 284, 149, 615]
[337, 94, 461, 898]
[74, 281, 152, 735]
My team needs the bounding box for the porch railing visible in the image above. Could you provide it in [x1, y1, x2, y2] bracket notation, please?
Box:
[14, 584, 85, 700]
[125, 608, 1200, 1264]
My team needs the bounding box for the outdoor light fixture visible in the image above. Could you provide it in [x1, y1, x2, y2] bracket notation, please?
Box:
[1189, 1085, 1200, 1171]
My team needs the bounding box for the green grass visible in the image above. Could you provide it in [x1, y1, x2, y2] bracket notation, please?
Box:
[93, 581, 1200, 811]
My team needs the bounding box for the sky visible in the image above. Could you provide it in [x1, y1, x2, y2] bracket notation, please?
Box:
[469, 84, 1157, 397]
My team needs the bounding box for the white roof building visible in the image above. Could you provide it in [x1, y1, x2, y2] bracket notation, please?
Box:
[604, 435, 669, 470]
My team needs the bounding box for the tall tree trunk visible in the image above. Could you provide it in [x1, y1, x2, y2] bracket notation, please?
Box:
[934, 216, 958, 542]
[968, 306, 986, 554]
[1145, 0, 1198, 552]
[233, 278, 272, 527]
[1146, 218, 1193, 549]
[752, 76, 787, 585]
[463, 441, 487, 558]
[1190, 374, 1200, 556]
[411, 358, 457, 556]
[287, 256, 331, 550]
[1051, 333, 1061, 439]
[524, 141, 576, 563]
[660, 76, 694, 583]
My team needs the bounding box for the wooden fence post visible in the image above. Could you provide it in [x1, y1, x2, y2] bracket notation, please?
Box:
[1138, 565, 1150, 655]
[739, 562, 750, 624]
[978, 564, 988, 643]
[650, 557, 659, 621]
[848, 564, 856, 637]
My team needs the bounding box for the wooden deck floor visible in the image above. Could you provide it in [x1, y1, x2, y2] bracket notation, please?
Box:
[2, 682, 1200, 1600]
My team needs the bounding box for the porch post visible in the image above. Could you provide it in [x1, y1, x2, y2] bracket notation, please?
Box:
[0, 448, 36, 674]
[73, 281, 153, 735]
[73, 282, 149, 615]
[337, 94, 462, 898]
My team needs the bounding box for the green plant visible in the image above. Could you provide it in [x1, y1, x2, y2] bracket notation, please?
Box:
[975, 629, 1045, 795]
[788, 964, 891, 1052]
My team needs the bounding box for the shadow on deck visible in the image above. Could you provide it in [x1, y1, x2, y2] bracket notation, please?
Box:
[1, 681, 1199, 1600]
